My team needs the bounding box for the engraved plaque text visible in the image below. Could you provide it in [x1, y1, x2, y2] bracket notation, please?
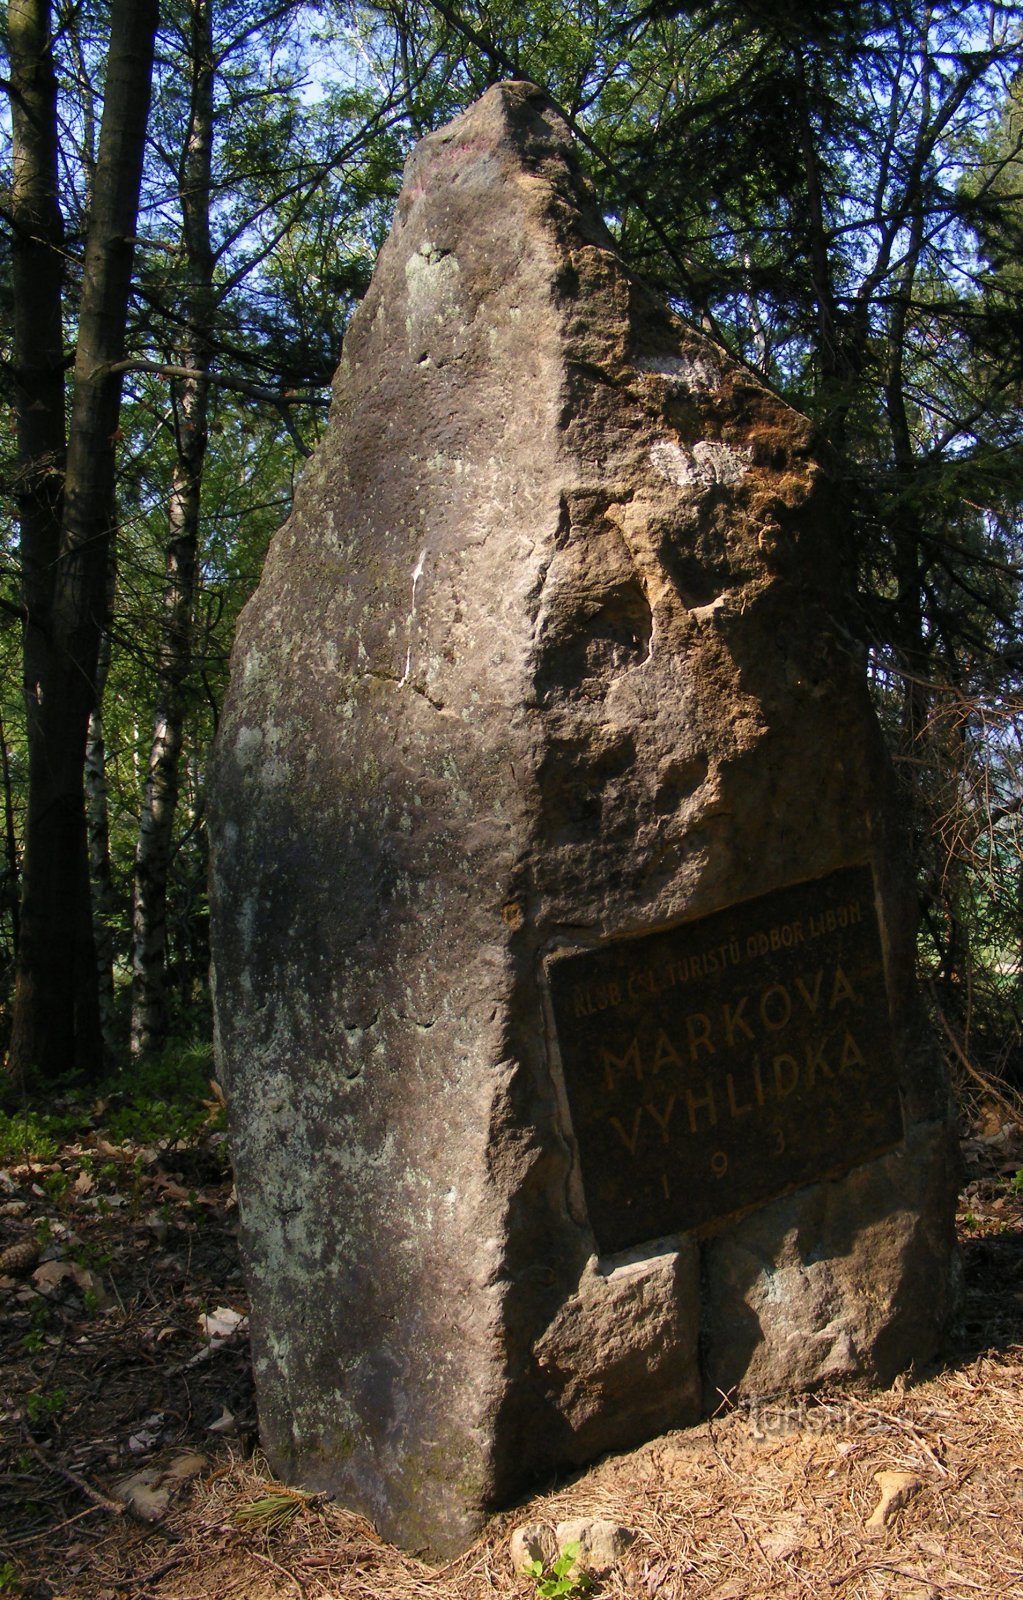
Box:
[546, 864, 904, 1253]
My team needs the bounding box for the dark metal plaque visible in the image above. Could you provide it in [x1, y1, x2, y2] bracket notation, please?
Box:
[545, 864, 904, 1254]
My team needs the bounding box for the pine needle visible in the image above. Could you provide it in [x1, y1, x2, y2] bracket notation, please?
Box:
[232, 1489, 312, 1532]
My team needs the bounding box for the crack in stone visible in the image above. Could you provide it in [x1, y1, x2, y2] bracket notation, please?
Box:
[565, 357, 627, 393]
[360, 667, 447, 713]
[342, 1010, 379, 1033]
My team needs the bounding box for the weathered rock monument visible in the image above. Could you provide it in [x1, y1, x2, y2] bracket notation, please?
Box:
[208, 82, 959, 1557]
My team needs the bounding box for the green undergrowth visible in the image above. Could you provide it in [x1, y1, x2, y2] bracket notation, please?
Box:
[0, 1036, 223, 1164]
[526, 1544, 592, 1600]
[0, 1109, 70, 1165]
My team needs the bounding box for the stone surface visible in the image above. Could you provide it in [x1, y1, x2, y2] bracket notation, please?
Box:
[864, 1470, 923, 1533]
[508, 1518, 635, 1578]
[702, 1120, 961, 1406]
[554, 1518, 636, 1571]
[509, 1523, 557, 1572]
[532, 1246, 700, 1458]
[208, 81, 958, 1558]
[113, 1454, 206, 1521]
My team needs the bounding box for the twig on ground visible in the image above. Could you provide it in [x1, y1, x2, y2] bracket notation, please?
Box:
[20, 1432, 125, 1517]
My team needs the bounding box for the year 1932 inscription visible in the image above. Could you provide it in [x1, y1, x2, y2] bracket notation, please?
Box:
[545, 864, 904, 1254]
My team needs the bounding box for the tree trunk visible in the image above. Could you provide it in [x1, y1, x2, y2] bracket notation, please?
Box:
[6, 0, 71, 1096]
[7, 0, 159, 1093]
[131, 0, 214, 1056]
[86, 617, 118, 1068]
[0, 712, 21, 961]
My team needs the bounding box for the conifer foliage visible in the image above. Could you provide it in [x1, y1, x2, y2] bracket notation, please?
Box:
[0, 0, 1021, 1090]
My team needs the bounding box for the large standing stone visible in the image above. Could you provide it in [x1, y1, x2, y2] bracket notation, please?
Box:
[208, 82, 959, 1557]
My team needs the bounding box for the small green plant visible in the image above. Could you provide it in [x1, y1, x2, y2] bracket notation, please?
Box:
[28, 1299, 50, 1331]
[42, 1168, 69, 1200]
[0, 1111, 59, 1164]
[525, 1542, 592, 1599]
[99, 1038, 222, 1145]
[72, 1239, 110, 1272]
[0, 1559, 21, 1593]
[1008, 1170, 1023, 1196]
[24, 1386, 66, 1424]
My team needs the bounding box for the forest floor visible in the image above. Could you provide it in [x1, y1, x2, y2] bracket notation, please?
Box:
[2, 1092, 1023, 1600]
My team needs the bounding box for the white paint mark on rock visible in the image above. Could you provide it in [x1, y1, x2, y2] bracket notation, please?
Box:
[650, 439, 752, 490]
[405, 242, 461, 336]
[234, 725, 263, 766]
[635, 351, 722, 390]
[400, 548, 427, 685]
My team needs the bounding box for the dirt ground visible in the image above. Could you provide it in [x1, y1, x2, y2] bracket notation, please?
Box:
[2, 1100, 1022, 1600]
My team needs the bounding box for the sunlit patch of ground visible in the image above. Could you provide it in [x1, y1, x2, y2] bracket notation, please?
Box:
[2, 1107, 1022, 1599]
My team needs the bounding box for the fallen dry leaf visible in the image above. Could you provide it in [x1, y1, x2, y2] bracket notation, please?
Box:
[127, 1413, 166, 1453]
[198, 1305, 248, 1343]
[759, 1521, 807, 1562]
[32, 1257, 110, 1306]
[153, 1175, 192, 1202]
